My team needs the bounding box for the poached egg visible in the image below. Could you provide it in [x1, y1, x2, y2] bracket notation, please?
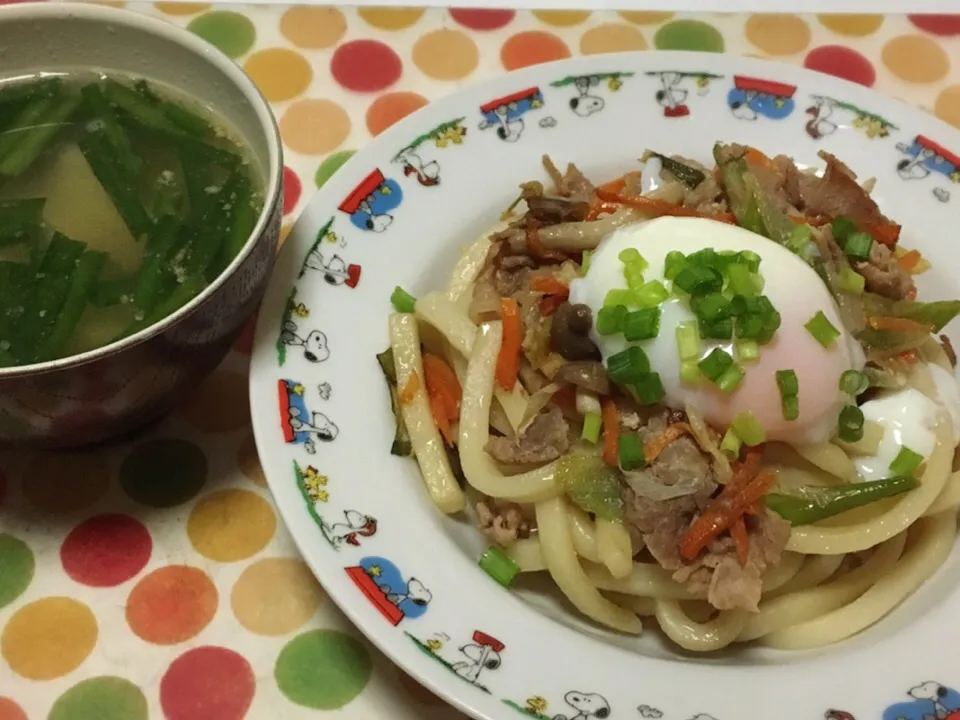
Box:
[569, 216, 864, 444]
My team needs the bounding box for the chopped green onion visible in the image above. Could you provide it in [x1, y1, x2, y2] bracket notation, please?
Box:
[478, 546, 520, 587]
[623, 307, 661, 341]
[720, 428, 742, 458]
[767, 475, 917, 526]
[700, 316, 733, 340]
[805, 310, 841, 348]
[619, 248, 647, 271]
[698, 347, 734, 381]
[676, 321, 700, 360]
[837, 266, 865, 294]
[691, 292, 731, 322]
[737, 250, 761, 273]
[889, 446, 924, 476]
[606, 346, 650, 384]
[837, 404, 865, 443]
[634, 371, 665, 404]
[788, 223, 813, 256]
[580, 250, 592, 276]
[831, 215, 857, 243]
[634, 280, 669, 308]
[686, 248, 718, 268]
[726, 263, 758, 297]
[664, 251, 688, 280]
[618, 432, 645, 470]
[731, 411, 766, 446]
[604, 288, 633, 308]
[716, 365, 744, 394]
[782, 394, 799, 422]
[839, 369, 868, 396]
[581, 411, 602, 444]
[390, 286, 417, 313]
[673, 265, 723, 295]
[775, 369, 799, 397]
[680, 359, 701, 385]
[843, 231, 874, 260]
[736, 339, 759, 363]
[624, 262, 645, 290]
[596, 305, 628, 336]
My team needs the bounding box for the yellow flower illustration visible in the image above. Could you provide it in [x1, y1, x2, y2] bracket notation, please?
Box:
[426, 638, 443, 653]
[324, 230, 338, 243]
[530, 97, 543, 109]
[607, 76, 622, 92]
[950, 171, 960, 184]
[368, 564, 382, 578]
[292, 383, 305, 396]
[525, 696, 548, 714]
[435, 135, 448, 148]
[696, 75, 709, 88]
[381, 185, 392, 195]
[292, 303, 309, 318]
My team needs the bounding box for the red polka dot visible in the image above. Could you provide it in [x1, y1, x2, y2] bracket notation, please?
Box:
[909, 14, 960, 35]
[501, 31, 571, 71]
[0, 697, 27, 720]
[160, 646, 255, 720]
[282, 167, 301, 216]
[331, 40, 402, 92]
[233, 312, 256, 355]
[804, 45, 876, 87]
[61, 514, 152, 587]
[366, 92, 429, 136]
[449, 8, 515, 30]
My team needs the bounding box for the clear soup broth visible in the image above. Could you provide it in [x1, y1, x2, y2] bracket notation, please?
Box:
[0, 71, 264, 368]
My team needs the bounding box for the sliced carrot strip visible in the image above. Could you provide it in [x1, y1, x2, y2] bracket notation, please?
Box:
[744, 147, 773, 169]
[643, 423, 693, 464]
[596, 177, 627, 195]
[730, 517, 749, 567]
[429, 392, 454, 445]
[539, 294, 567, 316]
[866, 316, 933, 334]
[595, 188, 737, 225]
[863, 220, 901, 247]
[679, 470, 776, 562]
[495, 298, 522, 391]
[530, 275, 570, 296]
[399, 371, 421, 406]
[897, 349, 919, 365]
[423, 353, 462, 420]
[601, 397, 619, 467]
[898, 249, 922, 272]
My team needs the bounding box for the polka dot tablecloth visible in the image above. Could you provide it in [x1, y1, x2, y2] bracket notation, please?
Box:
[1, 5, 960, 719]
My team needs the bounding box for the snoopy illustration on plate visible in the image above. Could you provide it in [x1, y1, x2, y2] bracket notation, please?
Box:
[278, 379, 338, 454]
[279, 320, 329, 364]
[551, 691, 611, 720]
[346, 556, 431, 626]
[727, 75, 796, 122]
[645, 71, 720, 118]
[805, 94, 896, 141]
[338, 168, 403, 232]
[882, 681, 960, 720]
[320, 509, 378, 549]
[551, 73, 633, 118]
[478, 87, 544, 142]
[895, 135, 958, 203]
[451, 631, 505, 686]
[392, 118, 467, 188]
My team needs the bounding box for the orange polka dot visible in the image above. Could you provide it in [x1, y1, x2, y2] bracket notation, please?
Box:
[155, 2, 209, 14]
[357, 6, 424, 30]
[280, 99, 350, 155]
[818, 13, 884, 36]
[532, 10, 591, 26]
[935, 85, 960, 128]
[231, 558, 323, 635]
[188, 490, 276, 562]
[1, 598, 97, 680]
[180, 371, 250, 433]
[22, 451, 110, 513]
[580, 23, 647, 54]
[0, 698, 27, 720]
[366, 92, 428, 136]
[280, 6, 346, 49]
[745, 14, 811, 55]
[237, 435, 266, 487]
[618, 11, 673, 24]
[501, 31, 571, 71]
[126, 566, 217, 645]
[243, 49, 312, 102]
[413, 29, 479, 81]
[279, 222, 293, 250]
[882, 34, 950, 83]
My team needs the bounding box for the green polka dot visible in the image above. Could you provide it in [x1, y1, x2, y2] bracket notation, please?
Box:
[188, 11, 256, 59]
[49, 677, 147, 720]
[275, 630, 372, 709]
[315, 150, 355, 189]
[120, 438, 207, 508]
[0, 534, 34, 609]
[654, 19, 724, 52]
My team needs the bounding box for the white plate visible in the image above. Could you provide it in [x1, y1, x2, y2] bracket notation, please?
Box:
[250, 52, 960, 720]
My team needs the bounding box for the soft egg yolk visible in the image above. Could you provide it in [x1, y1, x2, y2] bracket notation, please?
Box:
[568, 216, 864, 444]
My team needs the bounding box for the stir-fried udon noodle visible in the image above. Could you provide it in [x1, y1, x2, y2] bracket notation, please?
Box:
[379, 143, 960, 652]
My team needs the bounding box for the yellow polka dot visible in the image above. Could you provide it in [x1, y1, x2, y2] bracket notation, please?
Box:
[818, 13, 884, 36]
[231, 558, 323, 635]
[745, 14, 811, 55]
[618, 11, 673, 24]
[180, 371, 250, 433]
[532, 10, 591, 26]
[243, 49, 312, 103]
[883, 35, 950, 83]
[22, 451, 109, 513]
[279, 222, 293, 252]
[280, 7, 346, 49]
[237, 435, 266, 487]
[357, 6, 424, 30]
[413, 29, 479, 81]
[1, 598, 97, 680]
[280, 99, 350, 155]
[580, 23, 647, 54]
[935, 85, 960, 129]
[155, 2, 209, 15]
[188, 490, 276, 562]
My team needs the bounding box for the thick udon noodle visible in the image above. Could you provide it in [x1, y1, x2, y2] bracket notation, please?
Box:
[388, 233, 960, 652]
